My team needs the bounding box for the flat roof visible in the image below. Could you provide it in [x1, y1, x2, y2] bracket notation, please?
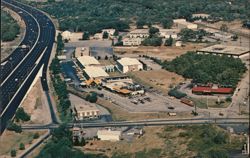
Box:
[173, 19, 197, 26]
[70, 94, 99, 112]
[159, 29, 180, 34]
[84, 66, 109, 78]
[198, 44, 250, 56]
[77, 55, 100, 66]
[97, 129, 121, 136]
[117, 57, 142, 66]
[130, 29, 149, 34]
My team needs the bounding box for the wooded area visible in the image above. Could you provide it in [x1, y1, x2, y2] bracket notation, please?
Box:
[162, 52, 247, 87]
[1, 10, 20, 41]
[31, 0, 250, 34]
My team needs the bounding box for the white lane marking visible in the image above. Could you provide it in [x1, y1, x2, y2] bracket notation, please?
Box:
[0, 46, 47, 117]
[1, 1, 41, 87]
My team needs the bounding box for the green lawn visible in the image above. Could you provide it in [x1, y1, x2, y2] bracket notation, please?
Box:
[191, 97, 231, 109]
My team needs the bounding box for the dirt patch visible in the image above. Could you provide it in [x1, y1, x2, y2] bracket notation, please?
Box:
[114, 43, 206, 61]
[0, 130, 46, 157]
[129, 69, 185, 94]
[20, 80, 51, 124]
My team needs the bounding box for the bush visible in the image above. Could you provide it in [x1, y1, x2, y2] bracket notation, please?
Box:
[168, 88, 187, 99]
[15, 107, 30, 122]
[10, 149, 16, 157]
[7, 121, 22, 133]
[86, 92, 98, 103]
[33, 132, 40, 139]
[225, 96, 232, 102]
[19, 143, 25, 150]
[142, 37, 162, 46]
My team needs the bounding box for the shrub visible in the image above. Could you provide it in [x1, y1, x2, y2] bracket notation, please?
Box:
[19, 143, 25, 150]
[15, 107, 30, 122]
[10, 149, 16, 157]
[168, 88, 187, 99]
[7, 121, 22, 133]
[33, 132, 40, 139]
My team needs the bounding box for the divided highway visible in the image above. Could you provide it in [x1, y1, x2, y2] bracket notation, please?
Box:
[0, 0, 55, 133]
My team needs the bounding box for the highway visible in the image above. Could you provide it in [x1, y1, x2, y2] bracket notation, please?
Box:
[21, 117, 249, 130]
[0, 0, 55, 133]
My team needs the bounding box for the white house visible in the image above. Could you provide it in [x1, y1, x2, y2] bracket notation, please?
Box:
[94, 33, 103, 40]
[102, 29, 116, 36]
[159, 29, 180, 39]
[123, 38, 143, 46]
[117, 57, 143, 73]
[129, 29, 149, 38]
[61, 30, 72, 40]
[173, 19, 198, 30]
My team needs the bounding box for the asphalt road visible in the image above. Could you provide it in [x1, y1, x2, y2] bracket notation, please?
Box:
[0, 0, 55, 133]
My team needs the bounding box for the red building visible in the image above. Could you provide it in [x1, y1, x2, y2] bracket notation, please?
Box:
[192, 85, 233, 95]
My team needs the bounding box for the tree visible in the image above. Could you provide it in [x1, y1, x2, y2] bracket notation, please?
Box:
[56, 33, 64, 54]
[225, 96, 232, 102]
[142, 37, 162, 46]
[149, 27, 159, 35]
[178, 28, 196, 41]
[15, 107, 30, 122]
[165, 35, 173, 46]
[7, 121, 22, 133]
[113, 29, 119, 36]
[220, 24, 228, 32]
[161, 18, 173, 29]
[33, 132, 40, 139]
[86, 92, 98, 103]
[19, 143, 25, 150]
[10, 149, 16, 157]
[82, 31, 90, 40]
[231, 34, 238, 41]
[102, 31, 109, 39]
[136, 20, 145, 29]
[49, 58, 61, 75]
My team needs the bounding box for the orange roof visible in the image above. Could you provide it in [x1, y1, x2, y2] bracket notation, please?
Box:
[113, 86, 131, 94]
[85, 78, 94, 86]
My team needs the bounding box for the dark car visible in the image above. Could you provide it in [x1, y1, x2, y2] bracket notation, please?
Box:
[168, 106, 175, 110]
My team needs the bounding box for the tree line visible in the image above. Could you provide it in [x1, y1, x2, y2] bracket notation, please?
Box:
[161, 52, 247, 87]
[29, 0, 249, 34]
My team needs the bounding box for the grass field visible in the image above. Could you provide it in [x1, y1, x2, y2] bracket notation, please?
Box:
[0, 130, 46, 157]
[191, 97, 231, 109]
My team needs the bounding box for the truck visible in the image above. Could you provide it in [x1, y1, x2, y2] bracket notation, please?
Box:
[168, 112, 177, 116]
[180, 98, 194, 107]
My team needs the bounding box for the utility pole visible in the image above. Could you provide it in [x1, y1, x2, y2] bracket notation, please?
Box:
[239, 103, 241, 115]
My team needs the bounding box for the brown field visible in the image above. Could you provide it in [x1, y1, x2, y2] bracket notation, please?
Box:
[20, 81, 51, 124]
[129, 69, 185, 94]
[114, 43, 206, 61]
[0, 130, 46, 157]
[202, 20, 250, 36]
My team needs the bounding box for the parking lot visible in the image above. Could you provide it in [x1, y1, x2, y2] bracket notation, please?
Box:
[83, 88, 194, 113]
